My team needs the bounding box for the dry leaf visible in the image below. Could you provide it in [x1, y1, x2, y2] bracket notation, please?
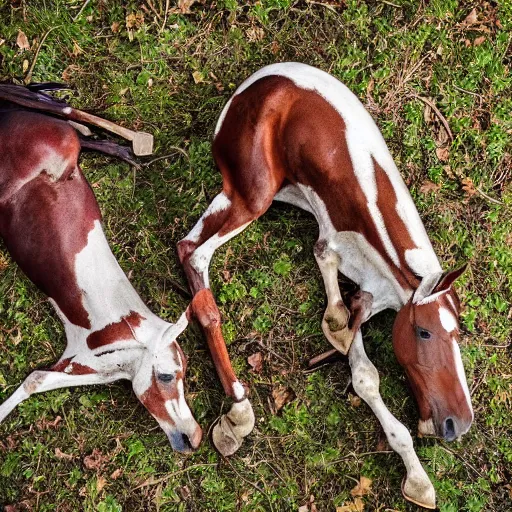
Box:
[55, 447, 74, 460]
[298, 506, 308, 512]
[419, 180, 441, 195]
[62, 64, 80, 82]
[463, 8, 478, 25]
[474, 36, 486, 46]
[72, 41, 83, 56]
[192, 71, 204, 84]
[272, 385, 295, 412]
[179, 0, 197, 14]
[111, 22, 120, 33]
[248, 352, 263, 373]
[349, 393, 361, 407]
[436, 146, 450, 162]
[336, 497, 364, 512]
[110, 468, 123, 480]
[126, 13, 144, 29]
[16, 30, 30, 50]
[83, 448, 108, 471]
[22, 59, 29, 73]
[246, 27, 265, 42]
[96, 475, 107, 492]
[350, 476, 372, 497]
[179, 485, 191, 500]
[461, 177, 478, 197]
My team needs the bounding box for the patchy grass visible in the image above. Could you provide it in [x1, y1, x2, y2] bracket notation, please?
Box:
[1, 0, 511, 510]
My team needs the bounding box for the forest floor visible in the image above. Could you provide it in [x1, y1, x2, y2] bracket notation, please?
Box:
[0, 1, 511, 511]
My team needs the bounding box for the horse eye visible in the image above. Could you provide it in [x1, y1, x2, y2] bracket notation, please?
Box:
[416, 327, 432, 340]
[158, 373, 175, 383]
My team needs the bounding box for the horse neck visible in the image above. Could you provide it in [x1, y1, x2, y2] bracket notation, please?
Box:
[57, 219, 167, 344]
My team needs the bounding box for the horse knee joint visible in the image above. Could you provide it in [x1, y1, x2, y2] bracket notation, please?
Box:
[352, 363, 380, 399]
[24, 371, 47, 394]
[192, 289, 221, 328]
[177, 239, 197, 264]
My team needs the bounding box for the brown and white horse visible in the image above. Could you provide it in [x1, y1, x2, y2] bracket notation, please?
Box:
[0, 89, 201, 453]
[178, 63, 473, 508]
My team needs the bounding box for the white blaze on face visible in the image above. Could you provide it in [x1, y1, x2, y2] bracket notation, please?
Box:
[439, 306, 458, 333]
[166, 379, 193, 422]
[452, 338, 474, 420]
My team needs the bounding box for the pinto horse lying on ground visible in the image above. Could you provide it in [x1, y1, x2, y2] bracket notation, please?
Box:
[0, 85, 201, 453]
[179, 63, 474, 508]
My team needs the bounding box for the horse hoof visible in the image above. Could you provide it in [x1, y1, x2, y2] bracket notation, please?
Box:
[401, 475, 436, 509]
[212, 417, 242, 456]
[211, 399, 255, 457]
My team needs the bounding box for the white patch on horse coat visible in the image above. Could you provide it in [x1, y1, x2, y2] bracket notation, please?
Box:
[439, 306, 457, 332]
[415, 289, 448, 306]
[276, 183, 408, 313]
[452, 338, 473, 421]
[184, 192, 231, 244]
[446, 294, 457, 314]
[166, 380, 193, 421]
[232, 381, 245, 401]
[189, 221, 251, 288]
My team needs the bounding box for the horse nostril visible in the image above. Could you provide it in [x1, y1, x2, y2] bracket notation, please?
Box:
[181, 433, 193, 451]
[444, 417, 456, 441]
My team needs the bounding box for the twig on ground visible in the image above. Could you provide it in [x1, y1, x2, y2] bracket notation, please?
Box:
[72, 0, 91, 22]
[408, 93, 453, 141]
[24, 26, 60, 84]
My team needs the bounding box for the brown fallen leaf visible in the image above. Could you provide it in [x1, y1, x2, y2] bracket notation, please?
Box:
[37, 415, 62, 431]
[179, 485, 191, 500]
[246, 27, 265, 42]
[336, 497, 364, 512]
[179, 0, 197, 14]
[349, 393, 361, 407]
[419, 180, 441, 195]
[350, 476, 372, 497]
[83, 448, 108, 471]
[110, 468, 123, 480]
[111, 22, 120, 33]
[436, 146, 450, 162]
[474, 36, 486, 46]
[55, 447, 74, 460]
[16, 30, 30, 50]
[248, 352, 263, 373]
[461, 177, 478, 197]
[463, 8, 478, 26]
[96, 475, 107, 492]
[272, 385, 295, 412]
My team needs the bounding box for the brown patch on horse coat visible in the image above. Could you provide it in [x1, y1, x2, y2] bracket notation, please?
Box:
[213, 76, 420, 289]
[191, 289, 239, 398]
[51, 357, 97, 375]
[0, 112, 101, 329]
[87, 311, 144, 350]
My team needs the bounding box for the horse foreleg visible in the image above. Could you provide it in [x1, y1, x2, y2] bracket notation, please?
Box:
[0, 365, 122, 423]
[348, 331, 436, 509]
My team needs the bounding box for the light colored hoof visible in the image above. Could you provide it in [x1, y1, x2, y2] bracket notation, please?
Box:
[212, 399, 255, 457]
[322, 301, 352, 354]
[401, 474, 436, 509]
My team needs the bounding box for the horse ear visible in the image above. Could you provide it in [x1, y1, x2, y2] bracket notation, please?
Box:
[412, 272, 443, 304]
[433, 264, 467, 293]
[158, 310, 189, 350]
